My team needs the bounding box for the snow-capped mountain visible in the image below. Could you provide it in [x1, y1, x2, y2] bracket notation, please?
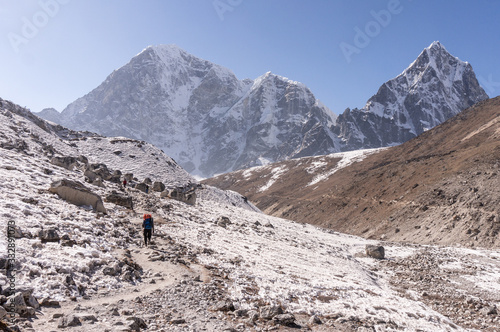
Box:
[39, 42, 487, 178]
[334, 41, 488, 150]
[49, 45, 338, 178]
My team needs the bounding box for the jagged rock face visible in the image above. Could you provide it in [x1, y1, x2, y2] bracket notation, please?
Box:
[50, 45, 337, 178]
[201, 73, 338, 175]
[335, 42, 489, 150]
[40, 42, 487, 177]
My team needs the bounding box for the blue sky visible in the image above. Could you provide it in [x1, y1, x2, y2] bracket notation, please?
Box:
[1, 0, 499, 114]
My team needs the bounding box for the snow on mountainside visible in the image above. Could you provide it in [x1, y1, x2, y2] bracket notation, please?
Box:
[335, 41, 488, 150]
[48, 45, 338, 178]
[37, 42, 487, 178]
[5, 97, 500, 331]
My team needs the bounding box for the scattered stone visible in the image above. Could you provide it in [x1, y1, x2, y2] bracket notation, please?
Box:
[57, 314, 82, 328]
[126, 316, 147, 330]
[308, 315, 322, 325]
[135, 183, 149, 193]
[209, 300, 235, 312]
[216, 216, 231, 228]
[273, 313, 295, 326]
[105, 191, 134, 209]
[38, 228, 60, 243]
[50, 156, 78, 170]
[259, 305, 283, 320]
[40, 298, 60, 307]
[152, 181, 165, 192]
[366, 245, 385, 259]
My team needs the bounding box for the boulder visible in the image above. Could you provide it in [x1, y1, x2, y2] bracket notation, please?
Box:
[26, 294, 39, 309]
[58, 314, 82, 328]
[366, 245, 385, 259]
[165, 184, 197, 205]
[209, 300, 234, 312]
[124, 173, 134, 182]
[105, 191, 134, 209]
[50, 156, 78, 170]
[4, 292, 26, 315]
[143, 178, 152, 185]
[273, 313, 296, 326]
[135, 183, 149, 193]
[152, 181, 165, 192]
[126, 316, 147, 331]
[260, 305, 283, 320]
[38, 228, 60, 243]
[49, 179, 106, 214]
[0, 305, 7, 319]
[85, 163, 121, 184]
[216, 216, 231, 228]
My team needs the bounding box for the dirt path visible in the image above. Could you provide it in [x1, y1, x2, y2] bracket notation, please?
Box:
[30, 225, 211, 331]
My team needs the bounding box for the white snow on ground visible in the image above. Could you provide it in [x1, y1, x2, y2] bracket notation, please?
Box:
[307, 148, 384, 186]
[257, 165, 289, 193]
[2, 100, 500, 331]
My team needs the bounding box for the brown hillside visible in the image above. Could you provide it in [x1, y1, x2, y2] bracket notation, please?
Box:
[204, 97, 500, 248]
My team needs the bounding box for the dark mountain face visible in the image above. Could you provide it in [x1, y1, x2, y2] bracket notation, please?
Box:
[335, 42, 488, 150]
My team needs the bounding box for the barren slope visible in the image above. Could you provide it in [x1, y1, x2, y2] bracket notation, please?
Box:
[205, 97, 500, 248]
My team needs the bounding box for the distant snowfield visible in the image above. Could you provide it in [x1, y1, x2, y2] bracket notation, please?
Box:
[306, 148, 384, 186]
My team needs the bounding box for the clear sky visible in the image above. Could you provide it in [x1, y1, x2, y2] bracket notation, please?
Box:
[1, 0, 499, 114]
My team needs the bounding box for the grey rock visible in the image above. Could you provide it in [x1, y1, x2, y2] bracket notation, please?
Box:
[152, 181, 165, 192]
[216, 216, 231, 228]
[209, 300, 234, 312]
[126, 316, 147, 330]
[0, 306, 7, 319]
[49, 179, 106, 213]
[480, 306, 497, 316]
[105, 192, 134, 209]
[259, 305, 282, 320]
[273, 313, 295, 326]
[26, 294, 39, 309]
[308, 315, 322, 325]
[50, 156, 78, 170]
[58, 314, 82, 328]
[38, 228, 60, 243]
[134, 183, 149, 194]
[366, 245, 385, 259]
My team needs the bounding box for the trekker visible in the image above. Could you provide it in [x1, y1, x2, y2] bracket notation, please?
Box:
[123, 179, 127, 188]
[142, 213, 154, 247]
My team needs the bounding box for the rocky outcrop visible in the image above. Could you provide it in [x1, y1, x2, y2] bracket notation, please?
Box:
[365, 245, 385, 259]
[49, 179, 106, 213]
[84, 163, 121, 184]
[335, 42, 488, 150]
[161, 184, 197, 205]
[105, 191, 134, 209]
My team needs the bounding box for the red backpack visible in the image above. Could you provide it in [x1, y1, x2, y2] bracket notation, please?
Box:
[143, 214, 153, 229]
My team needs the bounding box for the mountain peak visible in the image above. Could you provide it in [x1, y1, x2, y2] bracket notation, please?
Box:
[427, 40, 444, 50]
